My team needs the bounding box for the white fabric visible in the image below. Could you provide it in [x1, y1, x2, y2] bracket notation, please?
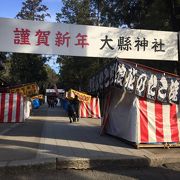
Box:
[105, 87, 179, 144]
[106, 87, 138, 142]
[0, 18, 178, 61]
[24, 100, 31, 119]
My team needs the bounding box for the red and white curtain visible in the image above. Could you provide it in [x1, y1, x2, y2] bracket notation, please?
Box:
[137, 98, 180, 143]
[0, 93, 24, 123]
[79, 97, 101, 119]
[102, 87, 180, 144]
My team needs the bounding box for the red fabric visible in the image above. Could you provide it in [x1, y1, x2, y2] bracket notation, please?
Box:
[170, 104, 179, 142]
[155, 102, 164, 142]
[8, 93, 14, 122]
[0, 93, 6, 122]
[80, 100, 85, 117]
[139, 98, 179, 143]
[0, 93, 24, 123]
[79, 98, 101, 119]
[139, 99, 148, 143]
[16, 93, 21, 122]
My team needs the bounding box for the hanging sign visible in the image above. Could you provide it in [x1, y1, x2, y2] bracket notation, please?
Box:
[89, 59, 180, 104]
[0, 17, 178, 61]
[10, 83, 39, 96]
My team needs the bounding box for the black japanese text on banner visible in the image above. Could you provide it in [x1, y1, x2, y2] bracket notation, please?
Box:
[0, 18, 178, 61]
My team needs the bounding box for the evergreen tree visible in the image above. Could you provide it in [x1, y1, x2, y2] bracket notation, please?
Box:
[38, 64, 59, 94]
[98, 0, 180, 31]
[98, 0, 179, 73]
[56, 0, 95, 25]
[56, 0, 179, 92]
[9, 0, 51, 92]
[0, 53, 6, 71]
[56, 0, 110, 91]
[16, 0, 50, 21]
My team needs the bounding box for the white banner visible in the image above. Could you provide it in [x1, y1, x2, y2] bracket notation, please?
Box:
[0, 18, 178, 61]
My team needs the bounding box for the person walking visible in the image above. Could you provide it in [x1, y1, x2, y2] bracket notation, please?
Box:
[67, 99, 76, 123]
[72, 95, 80, 122]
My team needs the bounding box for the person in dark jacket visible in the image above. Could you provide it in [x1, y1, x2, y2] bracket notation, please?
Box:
[72, 95, 80, 122]
[67, 100, 76, 123]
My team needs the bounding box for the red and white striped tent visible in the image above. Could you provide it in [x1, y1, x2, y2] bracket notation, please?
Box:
[92, 59, 180, 147]
[79, 97, 101, 119]
[0, 93, 24, 123]
[101, 87, 180, 145]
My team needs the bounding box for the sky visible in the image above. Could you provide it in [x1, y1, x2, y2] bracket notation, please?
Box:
[0, 0, 62, 73]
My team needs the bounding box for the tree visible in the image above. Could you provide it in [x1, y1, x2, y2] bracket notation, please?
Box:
[132, 0, 179, 74]
[0, 53, 6, 71]
[98, 0, 177, 30]
[9, 0, 51, 93]
[16, 0, 50, 21]
[98, 0, 179, 74]
[170, 0, 180, 31]
[56, 0, 179, 92]
[56, 0, 95, 25]
[10, 54, 47, 84]
[57, 56, 110, 91]
[56, 0, 110, 91]
[34, 64, 59, 94]
[0, 54, 12, 82]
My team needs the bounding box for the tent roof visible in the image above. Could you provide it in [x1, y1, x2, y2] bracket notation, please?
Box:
[117, 58, 179, 78]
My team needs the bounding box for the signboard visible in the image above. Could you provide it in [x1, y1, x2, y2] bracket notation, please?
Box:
[46, 89, 65, 93]
[89, 59, 180, 104]
[0, 18, 178, 61]
[10, 83, 39, 96]
[67, 89, 91, 102]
